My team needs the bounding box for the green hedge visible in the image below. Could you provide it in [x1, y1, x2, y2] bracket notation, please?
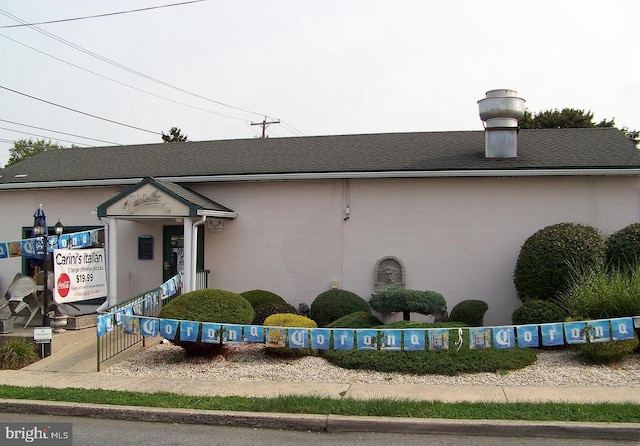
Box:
[310, 289, 370, 327]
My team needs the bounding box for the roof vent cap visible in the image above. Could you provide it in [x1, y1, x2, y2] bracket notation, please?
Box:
[478, 89, 526, 159]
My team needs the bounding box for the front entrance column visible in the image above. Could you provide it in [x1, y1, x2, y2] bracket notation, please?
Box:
[107, 218, 118, 306]
[182, 218, 194, 293]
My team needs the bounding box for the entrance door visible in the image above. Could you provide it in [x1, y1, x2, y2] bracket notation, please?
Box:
[163, 225, 204, 282]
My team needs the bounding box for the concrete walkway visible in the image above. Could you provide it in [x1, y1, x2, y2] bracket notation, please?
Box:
[0, 331, 639, 440]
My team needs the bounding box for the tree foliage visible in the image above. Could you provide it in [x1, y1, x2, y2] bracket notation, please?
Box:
[5, 138, 66, 167]
[519, 108, 615, 129]
[162, 126, 188, 143]
[369, 288, 447, 321]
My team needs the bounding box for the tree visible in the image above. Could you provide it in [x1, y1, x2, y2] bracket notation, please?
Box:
[519, 108, 615, 129]
[161, 127, 188, 143]
[5, 138, 66, 167]
[369, 288, 447, 321]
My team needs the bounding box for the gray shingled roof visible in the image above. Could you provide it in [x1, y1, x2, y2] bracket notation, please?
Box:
[0, 128, 638, 187]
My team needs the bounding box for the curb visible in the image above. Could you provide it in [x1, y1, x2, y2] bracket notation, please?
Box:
[1, 399, 639, 441]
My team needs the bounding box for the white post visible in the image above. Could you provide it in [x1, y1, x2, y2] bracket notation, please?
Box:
[107, 218, 118, 306]
[182, 218, 193, 293]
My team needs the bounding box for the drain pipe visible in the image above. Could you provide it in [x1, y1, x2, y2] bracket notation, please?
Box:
[191, 215, 207, 291]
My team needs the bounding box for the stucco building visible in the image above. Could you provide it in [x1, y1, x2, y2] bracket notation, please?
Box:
[1, 91, 639, 324]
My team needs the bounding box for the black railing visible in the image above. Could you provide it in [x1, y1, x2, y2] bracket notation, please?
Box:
[96, 285, 181, 371]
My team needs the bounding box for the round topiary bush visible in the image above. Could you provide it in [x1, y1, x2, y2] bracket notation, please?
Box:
[606, 223, 640, 273]
[309, 289, 371, 327]
[158, 289, 255, 356]
[253, 302, 297, 325]
[264, 313, 317, 357]
[514, 223, 606, 301]
[578, 335, 639, 364]
[511, 299, 567, 325]
[326, 311, 384, 329]
[369, 288, 447, 321]
[448, 300, 489, 327]
[240, 289, 286, 310]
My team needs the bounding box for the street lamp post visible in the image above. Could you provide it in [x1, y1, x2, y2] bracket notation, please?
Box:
[32, 205, 63, 357]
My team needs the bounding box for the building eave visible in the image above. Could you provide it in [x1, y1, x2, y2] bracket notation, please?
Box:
[2, 168, 640, 190]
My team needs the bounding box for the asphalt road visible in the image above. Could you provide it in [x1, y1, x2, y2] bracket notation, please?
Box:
[0, 413, 637, 446]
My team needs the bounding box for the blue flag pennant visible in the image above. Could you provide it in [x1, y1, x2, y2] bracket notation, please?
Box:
[97, 312, 640, 353]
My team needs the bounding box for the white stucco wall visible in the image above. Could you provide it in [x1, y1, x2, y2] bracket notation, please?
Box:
[2, 174, 639, 325]
[193, 175, 640, 325]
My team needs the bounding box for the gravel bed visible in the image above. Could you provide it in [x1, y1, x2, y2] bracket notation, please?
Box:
[102, 341, 640, 387]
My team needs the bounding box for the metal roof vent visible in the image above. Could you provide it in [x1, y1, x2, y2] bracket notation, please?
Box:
[478, 89, 526, 159]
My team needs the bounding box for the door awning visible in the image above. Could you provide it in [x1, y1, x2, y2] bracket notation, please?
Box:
[96, 177, 237, 219]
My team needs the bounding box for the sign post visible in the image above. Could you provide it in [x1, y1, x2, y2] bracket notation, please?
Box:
[33, 326, 52, 358]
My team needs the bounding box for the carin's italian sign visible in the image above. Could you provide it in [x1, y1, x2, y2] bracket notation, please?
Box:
[54, 248, 107, 303]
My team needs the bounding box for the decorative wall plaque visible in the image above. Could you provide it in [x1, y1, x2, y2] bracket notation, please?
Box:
[374, 256, 405, 293]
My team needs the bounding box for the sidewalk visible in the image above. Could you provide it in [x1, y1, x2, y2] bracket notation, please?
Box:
[0, 333, 639, 440]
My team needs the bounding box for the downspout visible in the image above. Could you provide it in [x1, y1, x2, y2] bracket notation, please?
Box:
[191, 215, 207, 291]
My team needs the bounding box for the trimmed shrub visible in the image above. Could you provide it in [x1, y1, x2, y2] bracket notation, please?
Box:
[240, 289, 286, 310]
[514, 223, 606, 301]
[326, 311, 384, 329]
[561, 265, 640, 319]
[606, 223, 640, 273]
[321, 323, 537, 375]
[264, 313, 317, 357]
[310, 289, 370, 327]
[512, 299, 567, 325]
[253, 302, 297, 325]
[0, 339, 39, 369]
[264, 313, 317, 329]
[578, 336, 639, 364]
[369, 288, 447, 321]
[158, 289, 254, 356]
[448, 300, 489, 327]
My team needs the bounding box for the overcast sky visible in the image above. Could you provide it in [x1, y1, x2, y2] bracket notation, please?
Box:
[0, 0, 638, 167]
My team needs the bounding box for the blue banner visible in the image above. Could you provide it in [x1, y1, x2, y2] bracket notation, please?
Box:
[201, 323, 222, 343]
[223, 325, 243, 344]
[611, 318, 635, 341]
[160, 319, 179, 340]
[104, 311, 640, 354]
[493, 326, 516, 349]
[404, 329, 426, 351]
[244, 325, 264, 343]
[540, 323, 565, 347]
[179, 321, 199, 342]
[266, 327, 286, 348]
[380, 329, 402, 350]
[587, 320, 610, 343]
[428, 328, 449, 350]
[516, 325, 539, 348]
[140, 317, 159, 337]
[333, 329, 354, 350]
[564, 321, 587, 344]
[122, 315, 139, 334]
[356, 329, 378, 350]
[310, 329, 331, 350]
[0, 242, 7, 259]
[288, 328, 309, 349]
[469, 327, 492, 349]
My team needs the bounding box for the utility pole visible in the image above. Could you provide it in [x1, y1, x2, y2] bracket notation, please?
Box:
[251, 117, 280, 138]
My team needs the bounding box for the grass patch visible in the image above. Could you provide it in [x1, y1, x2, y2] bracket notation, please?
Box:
[0, 385, 638, 423]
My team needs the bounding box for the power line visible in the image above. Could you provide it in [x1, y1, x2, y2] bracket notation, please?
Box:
[0, 118, 121, 145]
[0, 126, 95, 147]
[0, 85, 161, 136]
[0, 9, 276, 120]
[0, 33, 249, 123]
[0, 1, 206, 29]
